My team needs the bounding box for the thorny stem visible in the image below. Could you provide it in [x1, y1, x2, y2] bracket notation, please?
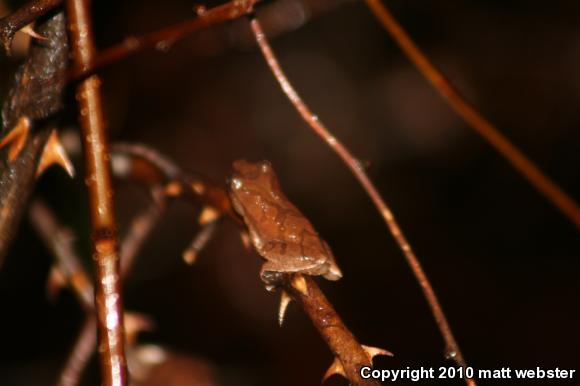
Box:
[284, 275, 381, 386]
[53, 204, 163, 386]
[27, 200, 96, 386]
[65, 0, 127, 384]
[249, 16, 476, 386]
[29, 195, 164, 386]
[108, 145, 381, 385]
[53, 202, 163, 386]
[363, 0, 580, 229]
[0, 0, 63, 52]
[0, 10, 68, 265]
[50, 148, 170, 386]
[69, 0, 258, 81]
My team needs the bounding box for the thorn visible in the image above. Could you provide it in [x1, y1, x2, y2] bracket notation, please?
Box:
[111, 153, 131, 178]
[278, 290, 292, 326]
[164, 181, 182, 197]
[362, 345, 394, 361]
[46, 264, 66, 301]
[191, 181, 206, 195]
[291, 274, 308, 296]
[322, 357, 346, 384]
[193, 4, 207, 16]
[182, 249, 197, 265]
[20, 25, 48, 41]
[37, 130, 75, 177]
[198, 206, 219, 225]
[124, 312, 155, 347]
[150, 185, 167, 208]
[0, 116, 31, 161]
[133, 344, 168, 367]
[321, 345, 393, 384]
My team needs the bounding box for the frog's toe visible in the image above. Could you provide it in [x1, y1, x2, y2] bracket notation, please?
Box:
[260, 264, 285, 290]
[323, 262, 343, 281]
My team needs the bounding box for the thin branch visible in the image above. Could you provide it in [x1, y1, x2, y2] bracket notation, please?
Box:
[0, 0, 63, 52]
[364, 0, 580, 229]
[26, 199, 95, 386]
[56, 316, 97, 386]
[65, 0, 127, 384]
[182, 219, 219, 265]
[120, 202, 165, 276]
[48, 200, 163, 386]
[68, 0, 258, 81]
[283, 274, 383, 386]
[110, 142, 181, 181]
[29, 200, 94, 309]
[249, 15, 475, 385]
[110, 142, 235, 220]
[27, 199, 96, 386]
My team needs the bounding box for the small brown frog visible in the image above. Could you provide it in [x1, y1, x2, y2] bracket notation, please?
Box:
[229, 160, 342, 288]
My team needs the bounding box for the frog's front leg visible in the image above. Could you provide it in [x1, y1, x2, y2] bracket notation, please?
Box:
[260, 261, 286, 291]
[261, 255, 327, 289]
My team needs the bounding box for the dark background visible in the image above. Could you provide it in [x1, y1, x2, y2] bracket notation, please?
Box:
[0, 0, 579, 385]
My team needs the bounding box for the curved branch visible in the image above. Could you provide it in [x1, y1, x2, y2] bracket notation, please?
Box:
[363, 0, 580, 229]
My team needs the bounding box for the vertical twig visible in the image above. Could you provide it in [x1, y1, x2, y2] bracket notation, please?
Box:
[363, 0, 580, 229]
[65, 0, 127, 385]
[50, 148, 171, 386]
[249, 16, 476, 386]
[45, 200, 163, 386]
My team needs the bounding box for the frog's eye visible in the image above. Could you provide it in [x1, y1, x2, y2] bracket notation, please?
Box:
[231, 178, 243, 190]
[260, 162, 270, 173]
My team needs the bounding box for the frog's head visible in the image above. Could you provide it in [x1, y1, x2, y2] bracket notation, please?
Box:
[230, 159, 278, 195]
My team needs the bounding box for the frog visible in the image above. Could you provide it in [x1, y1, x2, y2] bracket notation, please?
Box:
[228, 159, 342, 289]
